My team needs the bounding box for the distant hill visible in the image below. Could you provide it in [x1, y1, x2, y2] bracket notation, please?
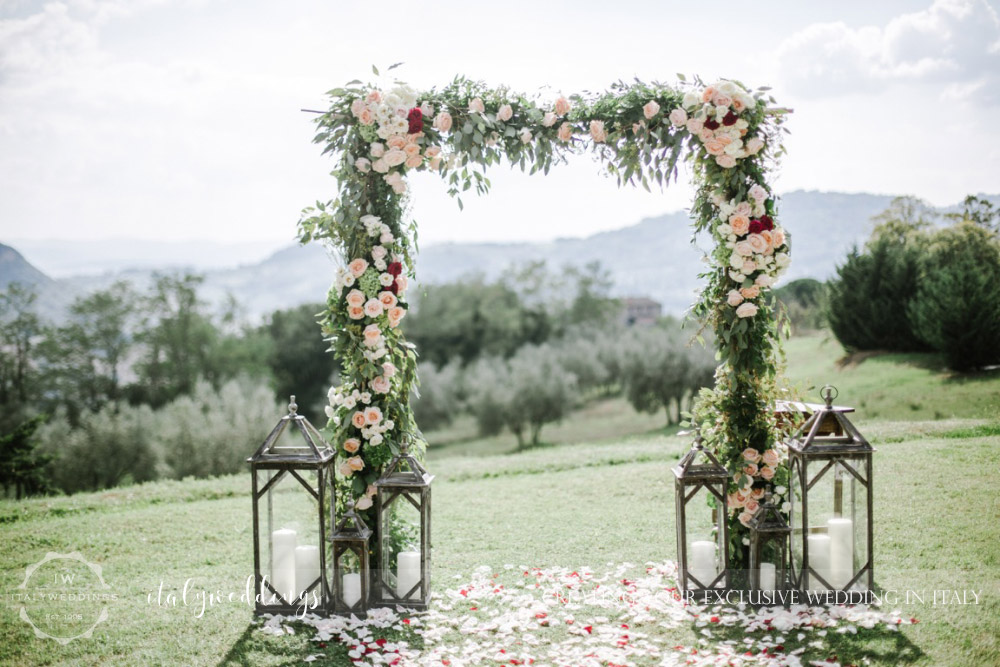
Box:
[5, 190, 998, 322]
[0, 243, 51, 290]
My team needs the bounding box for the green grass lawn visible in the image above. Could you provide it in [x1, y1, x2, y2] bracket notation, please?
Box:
[1, 334, 998, 665]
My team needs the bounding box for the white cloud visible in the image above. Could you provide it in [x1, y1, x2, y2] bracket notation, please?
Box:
[776, 0, 1000, 101]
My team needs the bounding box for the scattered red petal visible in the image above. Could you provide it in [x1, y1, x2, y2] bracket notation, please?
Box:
[375, 638, 387, 647]
[583, 626, 593, 634]
[710, 616, 720, 623]
[535, 613, 547, 619]
[911, 617, 919, 624]
[402, 618, 411, 624]
[470, 606, 478, 611]
[317, 642, 326, 648]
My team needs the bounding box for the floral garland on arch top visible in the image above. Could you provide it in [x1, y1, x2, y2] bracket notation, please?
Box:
[297, 69, 792, 562]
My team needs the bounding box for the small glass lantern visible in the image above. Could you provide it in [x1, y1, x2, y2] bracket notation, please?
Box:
[787, 385, 874, 594]
[748, 493, 791, 596]
[330, 500, 372, 616]
[374, 438, 433, 610]
[673, 433, 729, 593]
[248, 396, 336, 614]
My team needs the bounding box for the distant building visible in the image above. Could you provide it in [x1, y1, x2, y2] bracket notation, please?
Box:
[620, 296, 662, 326]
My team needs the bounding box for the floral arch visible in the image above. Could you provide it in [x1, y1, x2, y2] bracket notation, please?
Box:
[298, 69, 792, 564]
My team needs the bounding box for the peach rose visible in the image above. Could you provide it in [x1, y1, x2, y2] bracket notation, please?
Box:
[771, 228, 786, 247]
[713, 93, 733, 108]
[382, 362, 396, 378]
[404, 155, 422, 169]
[732, 97, 746, 112]
[742, 447, 760, 462]
[372, 159, 389, 174]
[703, 139, 726, 156]
[736, 302, 759, 318]
[701, 86, 717, 103]
[542, 111, 557, 127]
[727, 492, 744, 509]
[735, 240, 754, 257]
[760, 230, 775, 253]
[346, 289, 366, 308]
[468, 97, 485, 114]
[350, 99, 366, 117]
[685, 117, 704, 134]
[358, 108, 373, 125]
[740, 285, 761, 299]
[355, 496, 373, 510]
[348, 306, 365, 320]
[366, 90, 382, 104]
[363, 323, 381, 347]
[364, 406, 382, 424]
[425, 145, 441, 158]
[747, 137, 765, 154]
[383, 148, 406, 167]
[339, 461, 353, 477]
[497, 104, 513, 122]
[747, 233, 768, 254]
[387, 306, 405, 328]
[742, 258, 757, 274]
[395, 275, 408, 293]
[751, 487, 765, 500]
[735, 201, 752, 217]
[351, 411, 367, 429]
[403, 143, 420, 157]
[343, 438, 361, 454]
[379, 291, 397, 308]
[557, 122, 573, 142]
[760, 466, 776, 481]
[434, 112, 453, 132]
[698, 128, 715, 142]
[744, 498, 760, 513]
[668, 107, 687, 126]
[643, 100, 661, 119]
[590, 120, 607, 143]
[761, 449, 779, 467]
[729, 215, 750, 236]
[347, 456, 365, 472]
[364, 298, 383, 318]
[716, 154, 737, 168]
[739, 510, 754, 527]
[429, 156, 442, 170]
[744, 463, 759, 477]
[554, 96, 571, 115]
[355, 157, 371, 173]
[348, 258, 368, 277]
[727, 289, 743, 307]
[372, 375, 391, 394]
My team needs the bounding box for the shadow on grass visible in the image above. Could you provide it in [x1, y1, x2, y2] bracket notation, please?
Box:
[218, 623, 348, 667]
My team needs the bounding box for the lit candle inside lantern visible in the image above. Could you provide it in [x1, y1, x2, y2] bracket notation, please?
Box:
[271, 528, 297, 602]
[396, 551, 421, 599]
[294, 545, 321, 600]
[759, 562, 776, 591]
[807, 533, 832, 591]
[343, 572, 361, 608]
[827, 518, 854, 590]
[690, 540, 717, 587]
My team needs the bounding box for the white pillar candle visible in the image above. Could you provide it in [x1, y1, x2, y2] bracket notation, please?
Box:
[827, 518, 854, 590]
[759, 562, 776, 591]
[295, 545, 321, 599]
[343, 572, 361, 608]
[690, 540, 717, 587]
[807, 534, 832, 591]
[271, 528, 297, 602]
[396, 551, 422, 599]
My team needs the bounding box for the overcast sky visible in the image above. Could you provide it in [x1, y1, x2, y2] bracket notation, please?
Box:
[1, 0, 998, 247]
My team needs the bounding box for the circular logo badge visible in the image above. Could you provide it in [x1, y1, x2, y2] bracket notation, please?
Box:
[16, 552, 113, 644]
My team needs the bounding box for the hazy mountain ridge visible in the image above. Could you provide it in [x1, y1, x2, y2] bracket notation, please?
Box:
[4, 191, 997, 322]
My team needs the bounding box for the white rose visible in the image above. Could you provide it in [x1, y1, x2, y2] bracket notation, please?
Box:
[682, 92, 700, 109]
[519, 128, 532, 144]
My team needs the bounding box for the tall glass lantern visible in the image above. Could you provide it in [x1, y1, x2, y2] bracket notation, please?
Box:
[673, 433, 729, 593]
[330, 500, 371, 616]
[787, 386, 874, 595]
[248, 396, 336, 614]
[374, 438, 433, 610]
[748, 493, 791, 595]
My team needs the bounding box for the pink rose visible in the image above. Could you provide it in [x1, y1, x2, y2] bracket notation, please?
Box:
[433, 112, 453, 133]
[760, 466, 776, 481]
[703, 139, 726, 156]
[756, 273, 775, 288]
[738, 511, 754, 527]
[378, 291, 397, 308]
[387, 306, 405, 328]
[744, 463, 759, 477]
[387, 135, 407, 150]
[358, 108, 373, 125]
[742, 259, 757, 275]
[468, 97, 485, 114]
[350, 99, 366, 117]
[355, 496, 373, 510]
[727, 290, 743, 307]
[348, 258, 368, 277]
[740, 285, 761, 299]
[366, 90, 382, 104]
[347, 456, 365, 472]
[429, 156, 442, 170]
[735, 240, 754, 257]
[557, 122, 573, 142]
[383, 148, 407, 167]
[382, 362, 396, 378]
[384, 171, 406, 194]
[716, 154, 737, 168]
[364, 406, 382, 424]
[685, 118, 704, 134]
[735, 201, 753, 217]
[727, 492, 744, 509]
[729, 215, 750, 236]
[736, 302, 759, 318]
[554, 96, 571, 116]
[403, 143, 420, 158]
[371, 245, 387, 261]
[371, 375, 391, 394]
[668, 107, 687, 126]
[343, 438, 361, 454]
[497, 104, 513, 122]
[746, 137, 765, 154]
[698, 128, 715, 142]
[351, 411, 367, 429]
[364, 298, 383, 318]
[542, 111, 557, 127]
[419, 101, 434, 117]
[346, 289, 366, 308]
[742, 447, 760, 462]
[744, 498, 760, 514]
[747, 233, 768, 254]
[370, 142, 385, 158]
[771, 228, 786, 247]
[339, 461, 353, 477]
[701, 86, 717, 103]
[404, 155, 422, 169]
[590, 120, 607, 143]
[713, 93, 733, 108]
[748, 184, 767, 203]
[395, 275, 408, 293]
[355, 157, 371, 173]
[425, 145, 441, 158]
[643, 100, 661, 119]
[761, 449, 779, 467]
[363, 323, 382, 347]
[372, 159, 389, 174]
[348, 306, 365, 320]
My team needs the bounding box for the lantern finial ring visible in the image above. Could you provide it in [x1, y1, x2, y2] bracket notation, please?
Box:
[288, 395, 298, 415]
[821, 384, 838, 406]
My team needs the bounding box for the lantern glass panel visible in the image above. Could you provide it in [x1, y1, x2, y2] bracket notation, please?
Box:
[334, 546, 365, 610]
[789, 457, 804, 589]
[256, 468, 323, 606]
[683, 485, 725, 589]
[379, 491, 423, 601]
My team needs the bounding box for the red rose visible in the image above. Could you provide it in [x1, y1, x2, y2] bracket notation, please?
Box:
[722, 111, 738, 127]
[385, 280, 399, 295]
[760, 215, 774, 231]
[407, 108, 423, 134]
[387, 261, 403, 277]
[748, 219, 764, 235]
[703, 118, 720, 131]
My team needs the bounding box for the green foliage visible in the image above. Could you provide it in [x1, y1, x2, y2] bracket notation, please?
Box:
[908, 223, 1000, 371]
[0, 415, 51, 499]
[0, 283, 43, 427]
[260, 303, 337, 420]
[503, 344, 580, 447]
[945, 194, 999, 235]
[773, 278, 826, 333]
[411, 360, 463, 431]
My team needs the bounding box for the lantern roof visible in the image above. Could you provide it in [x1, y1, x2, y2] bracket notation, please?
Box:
[748, 495, 791, 534]
[673, 433, 728, 481]
[248, 395, 335, 465]
[787, 385, 872, 454]
[332, 500, 372, 541]
[375, 437, 434, 488]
